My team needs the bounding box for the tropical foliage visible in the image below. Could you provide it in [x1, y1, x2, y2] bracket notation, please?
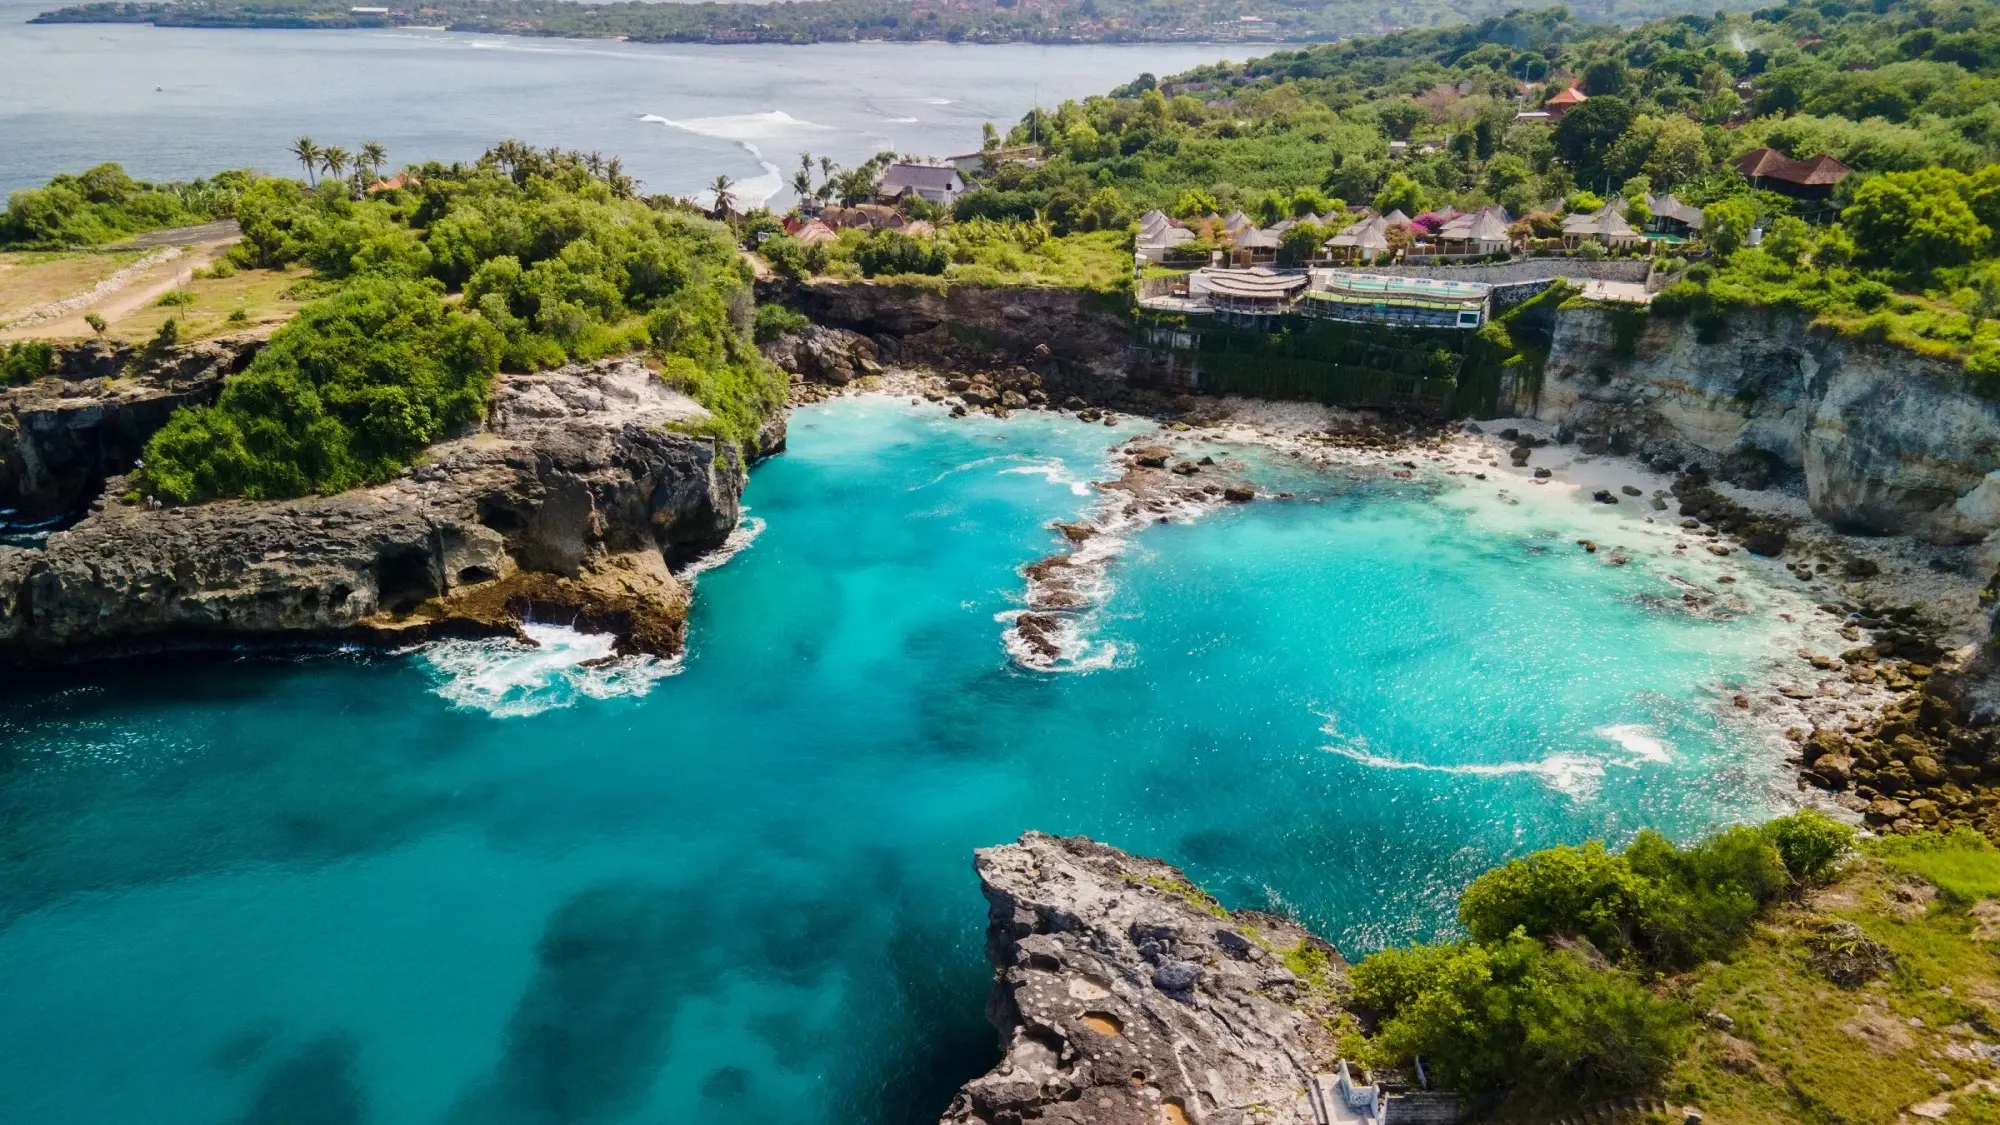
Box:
[134, 143, 783, 502]
[1352, 810, 1855, 1100]
[1, 163, 247, 248]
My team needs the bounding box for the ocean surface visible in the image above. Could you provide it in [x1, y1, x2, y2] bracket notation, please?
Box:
[0, 399, 1816, 1125]
[0, 1, 1235, 201]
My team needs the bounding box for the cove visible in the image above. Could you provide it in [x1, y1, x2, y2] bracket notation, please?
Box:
[0, 398, 1807, 1125]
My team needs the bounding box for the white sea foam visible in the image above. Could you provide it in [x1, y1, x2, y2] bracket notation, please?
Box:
[997, 457, 1093, 496]
[423, 623, 678, 718]
[1597, 723, 1672, 763]
[676, 515, 766, 581]
[1322, 742, 1608, 799]
[639, 110, 832, 207]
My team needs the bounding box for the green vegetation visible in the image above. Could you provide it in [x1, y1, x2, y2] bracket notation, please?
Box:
[126, 142, 783, 503]
[1353, 811, 1857, 1105]
[0, 341, 55, 385]
[29, 0, 1772, 46]
[764, 219, 1132, 291]
[2, 163, 245, 248]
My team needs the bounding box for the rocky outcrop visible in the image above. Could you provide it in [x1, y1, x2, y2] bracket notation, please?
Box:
[785, 279, 1132, 382]
[1537, 306, 2000, 542]
[761, 323, 882, 386]
[0, 335, 262, 521]
[943, 832, 1358, 1125]
[0, 358, 746, 664]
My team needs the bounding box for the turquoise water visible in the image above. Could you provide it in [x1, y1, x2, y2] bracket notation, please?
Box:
[0, 399, 1802, 1125]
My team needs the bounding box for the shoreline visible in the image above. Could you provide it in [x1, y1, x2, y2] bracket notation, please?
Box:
[795, 368, 1989, 824]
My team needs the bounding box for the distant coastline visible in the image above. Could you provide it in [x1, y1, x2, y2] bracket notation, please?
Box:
[25, 0, 1763, 44]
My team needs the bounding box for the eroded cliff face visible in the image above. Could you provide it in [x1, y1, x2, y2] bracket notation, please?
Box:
[1538, 307, 2000, 542]
[945, 832, 1354, 1125]
[0, 336, 262, 521]
[785, 280, 1133, 382]
[0, 359, 750, 664]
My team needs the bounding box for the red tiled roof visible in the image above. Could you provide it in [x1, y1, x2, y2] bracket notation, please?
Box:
[1546, 86, 1588, 106]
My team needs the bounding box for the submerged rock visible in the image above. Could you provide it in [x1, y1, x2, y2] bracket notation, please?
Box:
[940, 832, 1359, 1125]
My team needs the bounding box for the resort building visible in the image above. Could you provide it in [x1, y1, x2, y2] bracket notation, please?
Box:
[1732, 147, 1851, 201]
[1326, 210, 1411, 262]
[1644, 192, 1704, 238]
[944, 145, 1043, 177]
[1429, 206, 1512, 258]
[1560, 203, 1642, 248]
[1136, 210, 1197, 262]
[876, 163, 969, 206]
[1139, 267, 1491, 329]
[1541, 85, 1588, 119]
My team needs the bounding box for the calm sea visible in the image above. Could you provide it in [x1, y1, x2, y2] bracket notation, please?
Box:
[0, 399, 1815, 1125]
[0, 1, 1235, 201]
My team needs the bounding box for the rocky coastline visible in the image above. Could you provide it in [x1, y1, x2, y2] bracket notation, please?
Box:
[943, 830, 1373, 1125]
[0, 356, 756, 665]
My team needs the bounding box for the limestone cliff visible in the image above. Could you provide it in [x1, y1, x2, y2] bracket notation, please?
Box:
[1537, 306, 2000, 542]
[0, 335, 261, 521]
[781, 279, 1133, 381]
[0, 358, 752, 664]
[943, 832, 1366, 1125]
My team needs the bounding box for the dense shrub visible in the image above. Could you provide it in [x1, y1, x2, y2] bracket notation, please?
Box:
[854, 230, 949, 277]
[0, 340, 55, 385]
[2, 164, 247, 248]
[752, 303, 809, 344]
[138, 278, 501, 502]
[1353, 935, 1689, 1100]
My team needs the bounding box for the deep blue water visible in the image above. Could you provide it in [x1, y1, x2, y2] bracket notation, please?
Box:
[0, 399, 1805, 1125]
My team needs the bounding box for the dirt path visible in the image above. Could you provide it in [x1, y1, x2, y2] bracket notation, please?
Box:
[0, 235, 238, 342]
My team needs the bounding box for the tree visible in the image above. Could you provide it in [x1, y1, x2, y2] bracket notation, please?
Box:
[359, 141, 388, 184]
[290, 136, 320, 186]
[1763, 215, 1813, 266]
[84, 312, 106, 336]
[1702, 197, 1758, 257]
[1583, 56, 1628, 97]
[1278, 222, 1326, 266]
[1553, 95, 1635, 181]
[790, 168, 813, 204]
[1843, 168, 1993, 274]
[708, 175, 737, 218]
[319, 147, 351, 190]
[1372, 171, 1426, 217]
[1172, 188, 1218, 219]
[982, 121, 1001, 151]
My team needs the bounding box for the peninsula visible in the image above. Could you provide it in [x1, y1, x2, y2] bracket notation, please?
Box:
[29, 0, 1765, 45]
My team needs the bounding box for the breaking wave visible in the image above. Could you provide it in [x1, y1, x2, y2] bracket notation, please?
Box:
[1317, 718, 1675, 798]
[423, 623, 678, 718]
[639, 110, 834, 207]
[675, 515, 766, 581]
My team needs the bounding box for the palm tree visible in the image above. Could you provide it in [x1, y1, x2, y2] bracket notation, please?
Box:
[709, 175, 737, 218]
[359, 141, 387, 184]
[319, 146, 350, 188]
[291, 136, 320, 186]
[790, 167, 814, 204]
[604, 157, 632, 199]
[584, 151, 605, 177]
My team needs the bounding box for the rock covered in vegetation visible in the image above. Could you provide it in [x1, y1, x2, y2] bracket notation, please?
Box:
[0, 358, 745, 664]
[0, 335, 261, 519]
[942, 831, 1351, 1125]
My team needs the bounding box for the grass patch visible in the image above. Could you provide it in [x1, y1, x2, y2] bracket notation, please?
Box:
[1868, 829, 2000, 905]
[110, 265, 309, 343]
[1124, 871, 1229, 919]
[0, 249, 144, 323]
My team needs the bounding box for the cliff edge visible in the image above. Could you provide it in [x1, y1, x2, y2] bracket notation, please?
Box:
[0, 357, 758, 664]
[945, 832, 1369, 1125]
